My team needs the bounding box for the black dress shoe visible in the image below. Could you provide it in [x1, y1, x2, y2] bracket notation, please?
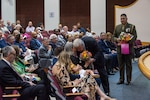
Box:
[117, 81, 124, 85]
[107, 72, 115, 75]
[126, 82, 131, 85]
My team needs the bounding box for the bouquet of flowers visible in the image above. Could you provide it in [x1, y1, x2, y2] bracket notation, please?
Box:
[80, 50, 92, 61]
[119, 32, 133, 54]
[119, 32, 133, 42]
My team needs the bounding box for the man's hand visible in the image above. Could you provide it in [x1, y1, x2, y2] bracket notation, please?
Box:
[27, 81, 36, 86]
[116, 38, 121, 43]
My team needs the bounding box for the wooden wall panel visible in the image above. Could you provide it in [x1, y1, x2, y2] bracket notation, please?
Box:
[60, 0, 90, 30]
[0, 0, 1, 19]
[106, 0, 137, 33]
[16, 0, 44, 28]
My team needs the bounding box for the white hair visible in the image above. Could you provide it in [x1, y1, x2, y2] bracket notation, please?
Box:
[64, 42, 73, 52]
[49, 34, 57, 40]
[73, 38, 85, 48]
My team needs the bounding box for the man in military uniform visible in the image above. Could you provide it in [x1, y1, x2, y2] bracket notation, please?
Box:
[113, 14, 137, 85]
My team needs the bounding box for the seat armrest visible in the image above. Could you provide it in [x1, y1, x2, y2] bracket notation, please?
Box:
[5, 86, 22, 90]
[63, 85, 78, 88]
[2, 94, 20, 98]
[66, 92, 85, 96]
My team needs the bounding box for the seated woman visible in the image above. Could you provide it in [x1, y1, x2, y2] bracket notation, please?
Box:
[64, 41, 99, 81]
[14, 34, 36, 64]
[52, 51, 115, 100]
[12, 45, 40, 83]
[106, 32, 119, 71]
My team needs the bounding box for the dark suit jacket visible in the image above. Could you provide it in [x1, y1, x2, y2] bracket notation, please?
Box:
[113, 23, 137, 54]
[82, 36, 105, 68]
[30, 38, 41, 50]
[98, 39, 111, 54]
[0, 60, 30, 89]
[106, 41, 116, 51]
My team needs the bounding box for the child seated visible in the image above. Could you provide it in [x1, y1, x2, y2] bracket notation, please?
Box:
[69, 63, 100, 78]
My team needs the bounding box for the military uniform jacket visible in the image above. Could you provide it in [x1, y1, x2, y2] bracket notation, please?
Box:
[113, 23, 137, 54]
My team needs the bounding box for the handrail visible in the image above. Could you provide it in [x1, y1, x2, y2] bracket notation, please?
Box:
[138, 51, 150, 79]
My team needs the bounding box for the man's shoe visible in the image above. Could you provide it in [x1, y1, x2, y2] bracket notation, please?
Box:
[115, 67, 119, 70]
[117, 81, 124, 85]
[126, 82, 131, 85]
[107, 72, 115, 75]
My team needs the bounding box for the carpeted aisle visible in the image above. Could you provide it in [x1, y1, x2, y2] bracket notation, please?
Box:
[107, 61, 150, 100]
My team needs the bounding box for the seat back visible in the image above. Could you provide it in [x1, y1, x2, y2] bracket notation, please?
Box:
[135, 39, 142, 46]
[0, 84, 20, 100]
[42, 31, 50, 37]
[47, 68, 66, 100]
[0, 85, 2, 99]
[47, 67, 88, 100]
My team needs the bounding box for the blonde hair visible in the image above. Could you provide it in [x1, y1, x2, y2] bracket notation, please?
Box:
[106, 32, 113, 41]
[58, 51, 72, 68]
[58, 51, 79, 74]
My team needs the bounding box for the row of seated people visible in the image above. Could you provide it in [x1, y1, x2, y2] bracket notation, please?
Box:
[0, 28, 117, 77]
[38, 36, 115, 100]
[0, 27, 116, 99]
[93, 32, 150, 73]
[0, 28, 83, 68]
[0, 46, 50, 100]
[0, 45, 115, 100]
[134, 39, 150, 58]
[1, 29, 115, 98]
[0, 45, 86, 100]
[93, 32, 119, 75]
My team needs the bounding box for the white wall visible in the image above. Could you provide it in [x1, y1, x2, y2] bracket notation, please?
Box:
[44, 0, 106, 34]
[1, 0, 106, 34]
[1, 0, 16, 24]
[4, 0, 149, 42]
[115, 0, 150, 42]
[44, 0, 59, 30]
[91, 0, 106, 35]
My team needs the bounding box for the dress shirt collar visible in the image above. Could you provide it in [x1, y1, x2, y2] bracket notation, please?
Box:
[2, 58, 11, 66]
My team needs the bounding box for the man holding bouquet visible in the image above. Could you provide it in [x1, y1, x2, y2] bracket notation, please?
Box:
[113, 13, 137, 85]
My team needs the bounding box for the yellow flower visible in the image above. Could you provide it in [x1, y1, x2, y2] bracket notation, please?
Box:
[80, 50, 92, 61]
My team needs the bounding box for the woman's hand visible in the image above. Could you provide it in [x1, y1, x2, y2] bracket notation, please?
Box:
[73, 79, 81, 85]
[84, 58, 95, 67]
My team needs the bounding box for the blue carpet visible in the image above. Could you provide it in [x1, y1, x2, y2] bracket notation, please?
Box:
[103, 61, 150, 100]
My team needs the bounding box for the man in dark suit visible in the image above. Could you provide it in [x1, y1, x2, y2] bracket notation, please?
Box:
[82, 36, 110, 96]
[98, 32, 115, 75]
[73, 37, 110, 96]
[0, 46, 49, 100]
[113, 14, 137, 85]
